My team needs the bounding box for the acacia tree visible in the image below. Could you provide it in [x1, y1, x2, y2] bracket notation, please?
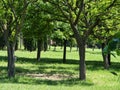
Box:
[0, 0, 38, 78]
[42, 0, 118, 80]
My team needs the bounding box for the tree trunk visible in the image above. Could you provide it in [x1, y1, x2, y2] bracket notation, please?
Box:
[70, 43, 72, 52]
[19, 32, 23, 50]
[101, 43, 109, 69]
[63, 39, 67, 63]
[4, 24, 15, 78]
[108, 53, 111, 65]
[70, 23, 86, 80]
[7, 42, 15, 78]
[37, 40, 42, 61]
[76, 45, 79, 51]
[44, 37, 48, 51]
[53, 45, 56, 51]
[79, 39, 86, 80]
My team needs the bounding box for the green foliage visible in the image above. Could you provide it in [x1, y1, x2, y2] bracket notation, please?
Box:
[23, 38, 36, 51]
[104, 37, 120, 56]
[22, 1, 53, 39]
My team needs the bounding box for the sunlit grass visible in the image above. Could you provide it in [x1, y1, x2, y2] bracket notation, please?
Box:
[0, 47, 120, 90]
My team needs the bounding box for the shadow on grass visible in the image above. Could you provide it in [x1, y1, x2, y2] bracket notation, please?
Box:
[1, 55, 120, 72]
[86, 50, 102, 55]
[0, 56, 7, 62]
[0, 75, 94, 86]
[0, 55, 120, 86]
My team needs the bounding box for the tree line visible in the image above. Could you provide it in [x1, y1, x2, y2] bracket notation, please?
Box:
[0, 0, 120, 80]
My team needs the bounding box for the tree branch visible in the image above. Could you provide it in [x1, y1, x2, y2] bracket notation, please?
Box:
[74, 0, 84, 25]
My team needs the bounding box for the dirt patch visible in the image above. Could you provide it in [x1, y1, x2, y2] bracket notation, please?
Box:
[26, 73, 75, 80]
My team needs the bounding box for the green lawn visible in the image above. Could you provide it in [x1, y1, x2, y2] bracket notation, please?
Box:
[0, 47, 120, 90]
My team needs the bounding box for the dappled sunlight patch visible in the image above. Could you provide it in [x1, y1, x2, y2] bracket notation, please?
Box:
[26, 73, 77, 80]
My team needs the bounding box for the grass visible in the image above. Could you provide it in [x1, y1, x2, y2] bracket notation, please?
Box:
[0, 47, 120, 90]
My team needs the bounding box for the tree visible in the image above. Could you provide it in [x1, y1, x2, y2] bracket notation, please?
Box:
[22, 1, 53, 61]
[23, 37, 36, 51]
[0, 0, 38, 78]
[92, 1, 120, 69]
[51, 22, 73, 63]
[104, 32, 120, 56]
[42, 0, 118, 80]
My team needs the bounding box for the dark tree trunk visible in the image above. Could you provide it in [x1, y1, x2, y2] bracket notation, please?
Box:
[48, 38, 51, 50]
[49, 44, 51, 50]
[70, 43, 72, 52]
[4, 25, 15, 78]
[7, 42, 15, 78]
[53, 45, 56, 51]
[61, 41, 63, 49]
[44, 41, 48, 51]
[76, 45, 79, 51]
[79, 39, 86, 80]
[71, 23, 86, 80]
[101, 43, 109, 69]
[63, 39, 67, 63]
[37, 40, 42, 61]
[108, 53, 111, 65]
[44, 37, 48, 51]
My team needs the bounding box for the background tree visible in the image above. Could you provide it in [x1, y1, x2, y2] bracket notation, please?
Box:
[104, 32, 120, 57]
[22, 1, 53, 61]
[92, 1, 120, 69]
[51, 22, 73, 63]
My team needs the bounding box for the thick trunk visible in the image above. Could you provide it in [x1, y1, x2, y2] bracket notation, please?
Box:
[4, 25, 15, 78]
[63, 39, 67, 63]
[102, 43, 109, 69]
[70, 23, 86, 80]
[37, 40, 42, 61]
[7, 42, 15, 78]
[79, 39, 86, 80]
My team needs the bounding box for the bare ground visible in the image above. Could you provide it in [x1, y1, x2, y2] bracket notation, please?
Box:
[26, 73, 76, 80]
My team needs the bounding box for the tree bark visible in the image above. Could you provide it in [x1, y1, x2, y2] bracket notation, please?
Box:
[70, 42, 72, 52]
[7, 42, 15, 78]
[53, 45, 56, 51]
[44, 37, 48, 51]
[37, 40, 42, 61]
[70, 23, 86, 80]
[108, 53, 111, 65]
[79, 39, 86, 80]
[101, 43, 109, 69]
[4, 24, 15, 78]
[63, 39, 67, 63]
